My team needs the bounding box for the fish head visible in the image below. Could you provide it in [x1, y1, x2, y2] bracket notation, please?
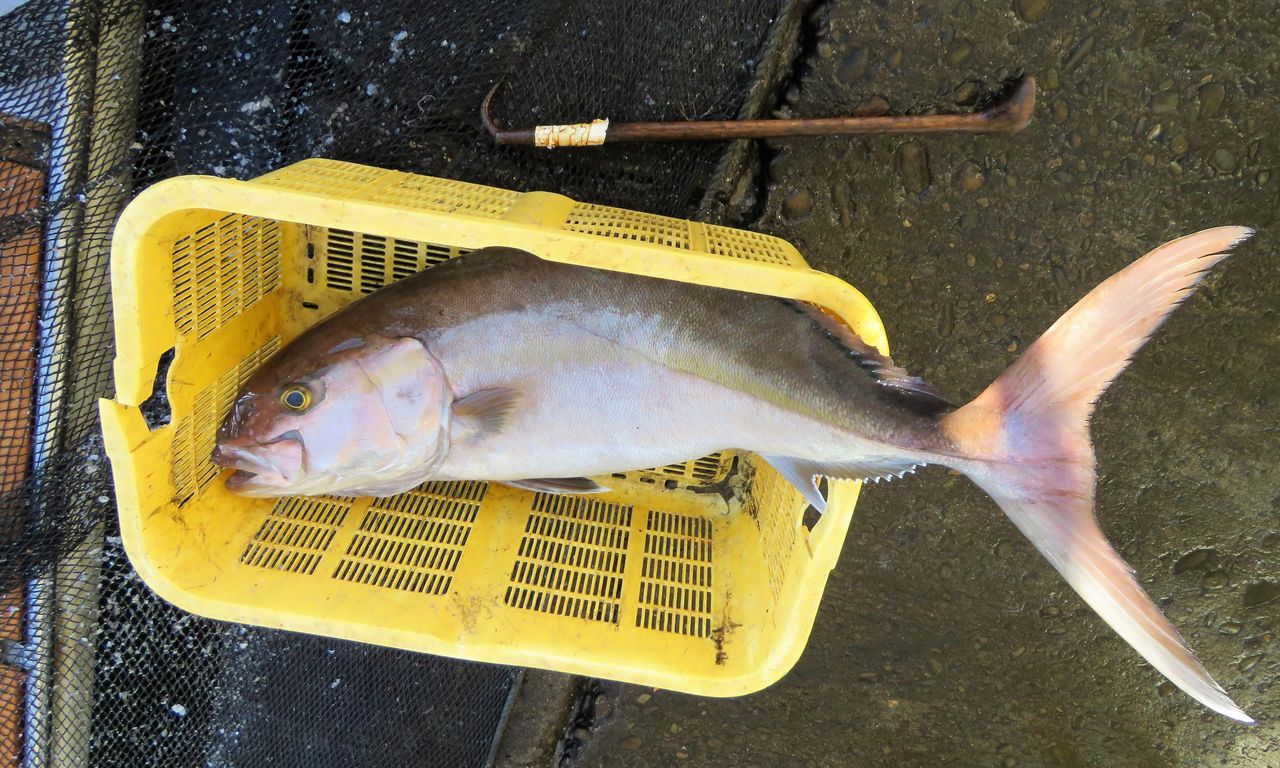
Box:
[213, 334, 452, 497]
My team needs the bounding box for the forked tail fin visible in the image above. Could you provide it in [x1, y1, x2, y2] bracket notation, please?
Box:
[942, 227, 1254, 722]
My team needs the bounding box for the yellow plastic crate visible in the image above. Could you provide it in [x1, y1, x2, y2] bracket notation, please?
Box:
[100, 158, 889, 695]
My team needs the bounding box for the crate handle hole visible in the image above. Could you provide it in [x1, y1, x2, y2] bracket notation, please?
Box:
[139, 347, 175, 431]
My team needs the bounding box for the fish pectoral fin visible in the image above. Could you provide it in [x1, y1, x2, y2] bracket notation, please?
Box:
[761, 454, 925, 514]
[503, 477, 611, 495]
[452, 387, 522, 435]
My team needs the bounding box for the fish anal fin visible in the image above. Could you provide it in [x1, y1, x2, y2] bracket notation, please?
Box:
[761, 455, 828, 513]
[504, 477, 610, 495]
[453, 388, 521, 435]
[761, 454, 924, 514]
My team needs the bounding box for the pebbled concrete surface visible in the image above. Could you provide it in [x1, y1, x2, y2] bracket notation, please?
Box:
[570, 1, 1279, 765]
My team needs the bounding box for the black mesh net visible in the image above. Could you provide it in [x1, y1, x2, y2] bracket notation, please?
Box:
[0, 0, 788, 764]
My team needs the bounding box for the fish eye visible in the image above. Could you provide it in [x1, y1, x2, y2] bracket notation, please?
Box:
[280, 385, 312, 412]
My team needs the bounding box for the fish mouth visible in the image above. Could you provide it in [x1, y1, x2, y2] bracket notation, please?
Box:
[212, 440, 302, 496]
[224, 468, 273, 495]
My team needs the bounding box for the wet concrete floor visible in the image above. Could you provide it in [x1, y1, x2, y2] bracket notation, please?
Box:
[571, 1, 1279, 765]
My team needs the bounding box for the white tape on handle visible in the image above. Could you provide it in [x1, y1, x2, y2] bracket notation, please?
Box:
[533, 118, 609, 148]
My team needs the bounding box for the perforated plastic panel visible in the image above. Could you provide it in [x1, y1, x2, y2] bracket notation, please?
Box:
[333, 482, 486, 595]
[171, 336, 281, 505]
[563, 203, 693, 249]
[505, 495, 633, 624]
[634, 454, 734, 486]
[171, 214, 283, 340]
[705, 226, 802, 266]
[241, 497, 351, 576]
[259, 164, 521, 220]
[749, 463, 799, 601]
[637, 510, 714, 638]
[311, 227, 470, 294]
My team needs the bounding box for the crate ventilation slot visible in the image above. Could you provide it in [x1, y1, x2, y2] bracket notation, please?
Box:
[171, 336, 280, 505]
[505, 494, 632, 623]
[752, 463, 800, 601]
[704, 225, 797, 266]
[332, 481, 488, 596]
[172, 213, 282, 340]
[314, 227, 471, 294]
[637, 510, 714, 638]
[563, 203, 691, 249]
[241, 496, 352, 575]
[259, 160, 519, 219]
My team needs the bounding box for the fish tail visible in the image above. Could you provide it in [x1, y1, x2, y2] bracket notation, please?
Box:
[941, 226, 1254, 722]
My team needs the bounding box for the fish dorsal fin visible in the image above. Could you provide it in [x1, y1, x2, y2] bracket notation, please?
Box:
[504, 477, 610, 494]
[761, 454, 926, 514]
[453, 388, 522, 435]
[783, 300, 954, 414]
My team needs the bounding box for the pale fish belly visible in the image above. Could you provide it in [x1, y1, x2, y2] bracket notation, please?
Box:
[428, 351, 887, 483]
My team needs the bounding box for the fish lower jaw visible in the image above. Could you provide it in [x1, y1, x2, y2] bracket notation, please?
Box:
[223, 469, 292, 497]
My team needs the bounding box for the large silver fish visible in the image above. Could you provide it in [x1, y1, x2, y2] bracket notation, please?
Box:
[214, 227, 1254, 722]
